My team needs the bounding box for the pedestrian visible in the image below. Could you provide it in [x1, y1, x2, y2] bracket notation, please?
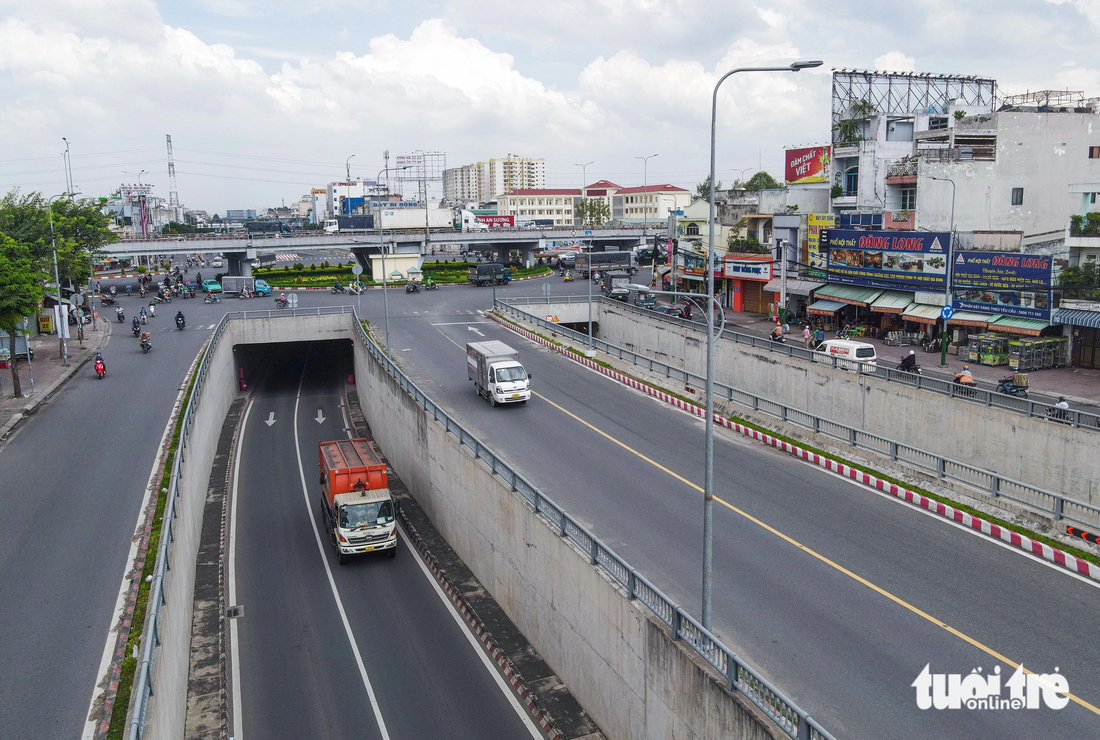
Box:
[802, 324, 812, 349]
[814, 325, 825, 347]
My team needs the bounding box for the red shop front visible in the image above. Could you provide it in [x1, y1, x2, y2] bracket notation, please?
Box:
[724, 256, 774, 314]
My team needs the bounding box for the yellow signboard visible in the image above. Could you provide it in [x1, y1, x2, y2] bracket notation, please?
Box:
[807, 213, 835, 278]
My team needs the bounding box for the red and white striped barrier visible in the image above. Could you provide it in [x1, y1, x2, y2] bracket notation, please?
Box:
[491, 313, 1100, 584]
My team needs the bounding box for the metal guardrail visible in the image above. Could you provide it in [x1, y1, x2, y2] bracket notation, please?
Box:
[496, 299, 1100, 531]
[505, 295, 1100, 432]
[127, 305, 358, 739]
[351, 316, 837, 740]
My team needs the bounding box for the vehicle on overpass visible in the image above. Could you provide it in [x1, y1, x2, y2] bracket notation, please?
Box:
[467, 340, 531, 406]
[575, 250, 637, 279]
[246, 221, 293, 236]
[318, 438, 397, 564]
[467, 263, 511, 286]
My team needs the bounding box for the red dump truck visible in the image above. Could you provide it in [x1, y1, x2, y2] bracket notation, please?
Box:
[318, 438, 397, 563]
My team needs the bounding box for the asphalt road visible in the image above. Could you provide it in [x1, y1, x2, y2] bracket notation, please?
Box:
[232, 340, 538, 740]
[353, 275, 1100, 739]
[0, 291, 238, 740]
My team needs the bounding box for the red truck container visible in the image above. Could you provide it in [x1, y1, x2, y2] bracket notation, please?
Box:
[318, 438, 396, 563]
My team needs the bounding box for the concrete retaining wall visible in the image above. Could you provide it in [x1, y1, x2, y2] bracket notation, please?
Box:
[351, 330, 783, 740]
[563, 301, 1096, 507]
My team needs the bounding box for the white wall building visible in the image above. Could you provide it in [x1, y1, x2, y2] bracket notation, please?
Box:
[442, 164, 479, 204]
[476, 156, 546, 202]
[496, 189, 578, 225]
[614, 184, 692, 222]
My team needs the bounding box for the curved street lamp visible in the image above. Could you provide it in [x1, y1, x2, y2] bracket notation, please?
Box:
[702, 59, 823, 630]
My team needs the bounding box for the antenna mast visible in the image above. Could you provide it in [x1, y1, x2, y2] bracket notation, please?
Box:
[166, 134, 180, 221]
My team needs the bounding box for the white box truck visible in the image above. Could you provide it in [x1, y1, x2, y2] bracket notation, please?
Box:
[466, 341, 531, 406]
[380, 208, 453, 230]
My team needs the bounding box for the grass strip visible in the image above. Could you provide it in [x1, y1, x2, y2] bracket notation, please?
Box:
[106, 360, 202, 740]
[493, 311, 1100, 572]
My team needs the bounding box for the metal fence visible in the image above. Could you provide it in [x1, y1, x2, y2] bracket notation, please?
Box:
[351, 316, 837, 740]
[503, 295, 1100, 432]
[127, 306, 357, 740]
[496, 299, 1100, 531]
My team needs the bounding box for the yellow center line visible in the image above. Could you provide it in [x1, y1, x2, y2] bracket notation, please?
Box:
[531, 389, 1099, 715]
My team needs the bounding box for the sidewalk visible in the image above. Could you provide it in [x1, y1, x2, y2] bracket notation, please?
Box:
[0, 320, 111, 438]
[722, 310, 1100, 406]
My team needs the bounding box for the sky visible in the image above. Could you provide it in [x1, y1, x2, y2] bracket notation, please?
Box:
[1, 0, 1099, 214]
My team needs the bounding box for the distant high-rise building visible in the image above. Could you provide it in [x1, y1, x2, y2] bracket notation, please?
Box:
[225, 209, 257, 220]
[443, 164, 479, 205]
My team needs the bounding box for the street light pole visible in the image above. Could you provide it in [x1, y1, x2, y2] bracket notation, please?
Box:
[931, 176, 956, 368]
[634, 154, 658, 231]
[574, 161, 593, 228]
[703, 59, 822, 630]
[62, 138, 73, 196]
[575, 161, 594, 347]
[377, 165, 411, 358]
[48, 193, 70, 366]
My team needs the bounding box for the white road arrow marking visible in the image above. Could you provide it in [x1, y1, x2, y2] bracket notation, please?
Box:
[265, 412, 276, 427]
[315, 409, 326, 424]
[468, 326, 485, 336]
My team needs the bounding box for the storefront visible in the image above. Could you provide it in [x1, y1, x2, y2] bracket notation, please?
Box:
[1052, 307, 1100, 369]
[900, 303, 945, 336]
[762, 278, 825, 321]
[808, 283, 883, 330]
[867, 289, 915, 337]
[723, 257, 773, 313]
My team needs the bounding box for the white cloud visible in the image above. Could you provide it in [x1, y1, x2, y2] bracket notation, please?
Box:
[873, 51, 916, 72]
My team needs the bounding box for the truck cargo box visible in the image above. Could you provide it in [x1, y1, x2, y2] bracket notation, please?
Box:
[319, 438, 388, 506]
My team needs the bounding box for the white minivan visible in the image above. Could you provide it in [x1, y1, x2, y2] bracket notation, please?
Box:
[814, 339, 878, 371]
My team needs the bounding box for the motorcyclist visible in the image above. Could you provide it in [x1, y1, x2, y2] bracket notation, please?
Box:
[953, 364, 976, 386]
[334, 279, 342, 290]
[899, 350, 917, 371]
[115, 305, 125, 321]
[132, 316, 141, 332]
[770, 323, 784, 342]
[139, 306, 148, 323]
[424, 276, 435, 288]
[279, 293, 286, 303]
[148, 301, 156, 318]
[175, 310, 185, 329]
[1055, 396, 1070, 410]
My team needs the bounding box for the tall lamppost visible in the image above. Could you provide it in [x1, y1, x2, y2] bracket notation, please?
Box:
[574, 161, 593, 228]
[702, 59, 823, 630]
[48, 193, 71, 366]
[634, 154, 658, 232]
[930, 176, 956, 368]
[62, 138, 73, 196]
[731, 167, 756, 187]
[377, 164, 410, 358]
[575, 161, 594, 348]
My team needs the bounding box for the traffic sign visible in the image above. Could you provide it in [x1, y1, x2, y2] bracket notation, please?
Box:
[352, 264, 363, 275]
[584, 230, 593, 236]
[73, 293, 84, 306]
[940, 305, 954, 321]
[542, 282, 551, 297]
[288, 293, 299, 307]
[571, 230, 577, 237]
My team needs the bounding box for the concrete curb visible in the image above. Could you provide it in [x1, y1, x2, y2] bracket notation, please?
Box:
[0, 322, 112, 440]
[491, 313, 1100, 585]
[396, 505, 562, 740]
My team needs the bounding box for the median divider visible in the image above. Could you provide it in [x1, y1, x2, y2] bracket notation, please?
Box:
[489, 312, 1100, 585]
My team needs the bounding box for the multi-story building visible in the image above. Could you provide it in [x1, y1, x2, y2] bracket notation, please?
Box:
[497, 180, 691, 227]
[475, 156, 546, 202]
[614, 184, 691, 223]
[496, 189, 578, 225]
[442, 164, 479, 205]
[226, 209, 258, 220]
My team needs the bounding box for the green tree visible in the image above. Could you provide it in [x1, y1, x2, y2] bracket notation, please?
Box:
[0, 191, 115, 287]
[162, 221, 198, 235]
[695, 176, 722, 203]
[0, 236, 45, 398]
[742, 171, 781, 191]
[575, 198, 610, 226]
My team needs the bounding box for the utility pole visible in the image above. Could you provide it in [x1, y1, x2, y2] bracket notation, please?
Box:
[634, 154, 658, 232]
[48, 193, 70, 366]
[166, 134, 180, 222]
[931, 176, 956, 367]
[61, 138, 73, 196]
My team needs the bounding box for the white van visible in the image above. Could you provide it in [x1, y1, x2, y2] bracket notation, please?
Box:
[814, 339, 878, 371]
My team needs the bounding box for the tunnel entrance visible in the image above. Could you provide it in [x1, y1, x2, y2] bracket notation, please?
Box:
[234, 339, 355, 395]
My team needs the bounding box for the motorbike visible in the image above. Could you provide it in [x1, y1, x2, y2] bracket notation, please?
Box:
[423, 281, 439, 291]
[148, 303, 157, 317]
[995, 375, 1029, 399]
[140, 312, 148, 324]
[331, 284, 347, 294]
[205, 293, 221, 303]
[405, 281, 421, 294]
[238, 290, 252, 299]
[139, 287, 146, 298]
[132, 321, 141, 337]
[1046, 405, 1072, 423]
[116, 308, 125, 323]
[349, 283, 365, 295]
[275, 297, 290, 309]
[125, 285, 132, 296]
[94, 358, 106, 379]
[155, 293, 171, 304]
[563, 272, 574, 282]
[175, 315, 186, 331]
[769, 332, 785, 343]
[897, 360, 922, 374]
[100, 294, 117, 307]
[140, 334, 152, 354]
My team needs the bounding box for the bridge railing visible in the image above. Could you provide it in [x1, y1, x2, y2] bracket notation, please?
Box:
[350, 314, 837, 740]
[503, 295, 1100, 433]
[496, 299, 1100, 531]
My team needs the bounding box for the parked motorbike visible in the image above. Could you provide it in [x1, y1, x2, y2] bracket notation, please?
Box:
[331, 283, 347, 294]
[94, 358, 106, 379]
[995, 375, 1029, 399]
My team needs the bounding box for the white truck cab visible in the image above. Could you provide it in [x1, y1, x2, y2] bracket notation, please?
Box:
[467, 340, 532, 406]
[323, 219, 339, 233]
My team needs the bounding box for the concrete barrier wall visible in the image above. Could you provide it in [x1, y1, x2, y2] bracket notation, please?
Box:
[146, 326, 238, 740]
[581, 302, 1098, 507]
[351, 329, 782, 740]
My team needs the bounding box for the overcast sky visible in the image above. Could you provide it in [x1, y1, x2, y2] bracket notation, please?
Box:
[1, 0, 1098, 214]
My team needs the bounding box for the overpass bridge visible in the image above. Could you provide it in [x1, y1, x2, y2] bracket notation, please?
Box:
[104, 226, 665, 279]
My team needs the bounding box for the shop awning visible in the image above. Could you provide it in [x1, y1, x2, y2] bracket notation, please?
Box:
[901, 303, 944, 325]
[814, 283, 884, 306]
[1052, 308, 1100, 329]
[946, 310, 995, 328]
[870, 290, 915, 314]
[680, 273, 706, 282]
[807, 299, 847, 316]
[988, 316, 1049, 336]
[763, 278, 825, 296]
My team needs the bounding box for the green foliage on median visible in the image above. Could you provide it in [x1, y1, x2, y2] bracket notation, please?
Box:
[492, 311, 1100, 572]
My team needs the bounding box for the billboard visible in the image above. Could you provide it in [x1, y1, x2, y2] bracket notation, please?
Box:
[785, 146, 831, 185]
[952, 251, 1052, 320]
[478, 215, 515, 228]
[806, 213, 835, 278]
[821, 229, 950, 290]
[724, 259, 773, 280]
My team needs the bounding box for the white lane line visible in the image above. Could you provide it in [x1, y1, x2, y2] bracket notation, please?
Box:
[398, 527, 543, 739]
[81, 355, 194, 740]
[292, 368, 392, 740]
[208, 324, 217, 329]
[228, 398, 255, 740]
